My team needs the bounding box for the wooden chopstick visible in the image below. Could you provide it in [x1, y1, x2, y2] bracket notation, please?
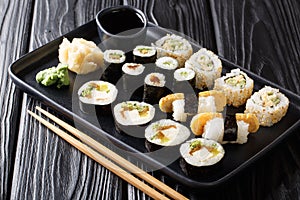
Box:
[29, 107, 189, 200]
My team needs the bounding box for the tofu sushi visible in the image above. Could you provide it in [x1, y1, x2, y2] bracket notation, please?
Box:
[145, 119, 190, 151]
[133, 45, 156, 64]
[153, 34, 193, 67]
[78, 80, 118, 114]
[179, 138, 225, 176]
[185, 48, 222, 90]
[214, 68, 254, 107]
[245, 86, 289, 126]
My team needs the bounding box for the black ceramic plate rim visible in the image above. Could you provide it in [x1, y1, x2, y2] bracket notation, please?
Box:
[8, 19, 300, 188]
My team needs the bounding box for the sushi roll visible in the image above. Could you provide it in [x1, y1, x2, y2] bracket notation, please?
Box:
[173, 68, 196, 93]
[121, 63, 145, 93]
[133, 45, 156, 64]
[78, 80, 118, 114]
[143, 73, 169, 105]
[214, 68, 254, 107]
[185, 48, 222, 90]
[153, 34, 193, 67]
[113, 101, 155, 136]
[159, 93, 197, 122]
[197, 90, 227, 113]
[179, 138, 225, 176]
[145, 119, 190, 151]
[244, 86, 289, 126]
[102, 49, 126, 84]
[155, 56, 179, 87]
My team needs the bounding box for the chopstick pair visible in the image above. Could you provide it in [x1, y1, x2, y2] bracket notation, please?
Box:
[28, 106, 188, 200]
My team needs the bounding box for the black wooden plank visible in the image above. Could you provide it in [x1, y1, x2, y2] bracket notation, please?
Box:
[0, 0, 34, 199]
[10, 0, 125, 199]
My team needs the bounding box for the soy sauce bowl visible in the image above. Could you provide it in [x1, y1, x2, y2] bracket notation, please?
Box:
[96, 5, 148, 51]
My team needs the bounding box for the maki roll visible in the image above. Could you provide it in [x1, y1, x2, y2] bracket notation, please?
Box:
[143, 73, 169, 105]
[133, 45, 156, 64]
[121, 63, 145, 93]
[113, 101, 155, 136]
[102, 49, 126, 84]
[214, 68, 254, 107]
[173, 68, 196, 93]
[197, 90, 227, 113]
[185, 48, 222, 90]
[145, 119, 190, 151]
[179, 138, 225, 176]
[153, 34, 193, 67]
[78, 81, 118, 114]
[245, 86, 289, 126]
[155, 56, 179, 87]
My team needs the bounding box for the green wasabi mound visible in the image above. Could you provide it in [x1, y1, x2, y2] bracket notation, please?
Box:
[36, 63, 70, 88]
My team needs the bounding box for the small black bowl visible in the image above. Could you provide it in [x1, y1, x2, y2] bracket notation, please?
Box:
[96, 5, 148, 51]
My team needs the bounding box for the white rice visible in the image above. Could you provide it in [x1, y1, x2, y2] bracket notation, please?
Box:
[78, 81, 118, 105]
[144, 73, 166, 87]
[180, 138, 225, 167]
[174, 68, 195, 81]
[172, 99, 188, 122]
[113, 101, 155, 126]
[202, 117, 224, 143]
[145, 119, 190, 146]
[155, 56, 178, 70]
[197, 96, 217, 113]
[133, 45, 156, 57]
[122, 63, 145, 76]
[104, 49, 126, 63]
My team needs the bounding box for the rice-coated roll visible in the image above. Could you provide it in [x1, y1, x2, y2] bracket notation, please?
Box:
[113, 101, 155, 126]
[104, 49, 126, 64]
[245, 86, 289, 126]
[153, 34, 193, 67]
[145, 119, 190, 147]
[198, 90, 227, 113]
[133, 45, 156, 64]
[180, 138, 224, 167]
[185, 48, 222, 90]
[78, 81, 118, 113]
[78, 81, 118, 105]
[214, 68, 254, 107]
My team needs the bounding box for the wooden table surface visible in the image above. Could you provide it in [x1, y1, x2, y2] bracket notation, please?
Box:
[1, 0, 300, 199]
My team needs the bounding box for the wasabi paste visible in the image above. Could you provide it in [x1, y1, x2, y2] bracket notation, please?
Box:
[36, 63, 70, 88]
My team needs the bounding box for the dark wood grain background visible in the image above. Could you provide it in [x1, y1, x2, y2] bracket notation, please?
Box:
[1, 0, 300, 199]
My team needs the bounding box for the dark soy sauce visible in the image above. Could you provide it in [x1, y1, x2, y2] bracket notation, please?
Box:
[98, 9, 145, 35]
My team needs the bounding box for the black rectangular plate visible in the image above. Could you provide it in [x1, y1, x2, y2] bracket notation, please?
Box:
[9, 19, 300, 188]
